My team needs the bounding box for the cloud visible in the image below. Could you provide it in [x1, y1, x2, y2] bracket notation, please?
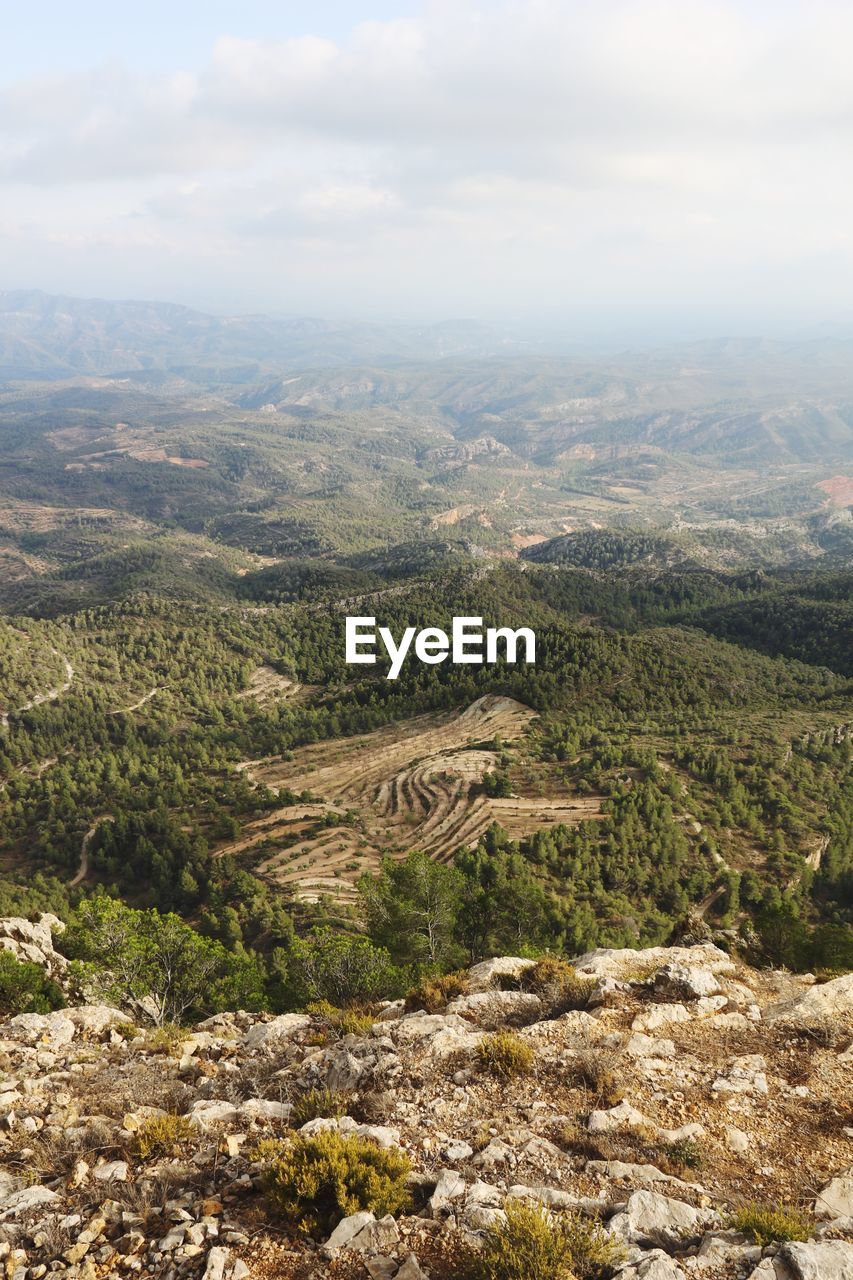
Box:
[1, 0, 852, 328]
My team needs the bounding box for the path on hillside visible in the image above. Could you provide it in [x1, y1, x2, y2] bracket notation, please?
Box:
[70, 814, 114, 887]
[1, 650, 74, 729]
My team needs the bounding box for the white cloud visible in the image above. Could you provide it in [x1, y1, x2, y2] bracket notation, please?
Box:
[1, 0, 852, 330]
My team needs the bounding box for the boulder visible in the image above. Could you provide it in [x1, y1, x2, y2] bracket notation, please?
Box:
[4, 1010, 75, 1050]
[322, 1211, 399, 1258]
[763, 974, 853, 1027]
[653, 963, 722, 1001]
[608, 1189, 718, 1248]
[781, 1240, 853, 1279]
[616, 1253, 687, 1279]
[466, 956, 535, 992]
[446, 990, 542, 1026]
[572, 944, 736, 982]
[815, 1167, 853, 1220]
[242, 1014, 312, 1049]
[189, 1100, 240, 1130]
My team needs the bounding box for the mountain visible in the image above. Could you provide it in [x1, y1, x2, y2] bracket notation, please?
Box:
[0, 290, 520, 381]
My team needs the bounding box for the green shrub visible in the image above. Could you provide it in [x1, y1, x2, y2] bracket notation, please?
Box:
[477, 1199, 624, 1280]
[477, 1031, 535, 1079]
[731, 1202, 814, 1246]
[131, 1114, 194, 1158]
[405, 970, 470, 1013]
[520, 957, 596, 1015]
[290, 1086, 348, 1129]
[254, 1131, 411, 1237]
[0, 951, 65, 1015]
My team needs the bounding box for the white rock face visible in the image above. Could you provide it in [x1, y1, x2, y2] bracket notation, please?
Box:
[781, 1240, 853, 1279]
[446, 989, 542, 1026]
[815, 1167, 853, 1220]
[573, 944, 736, 982]
[608, 1189, 717, 1247]
[763, 973, 853, 1027]
[0, 913, 67, 978]
[242, 1013, 313, 1049]
[466, 956, 535, 991]
[653, 963, 722, 1001]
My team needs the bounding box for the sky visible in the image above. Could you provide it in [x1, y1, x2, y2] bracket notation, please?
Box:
[2, 0, 852, 339]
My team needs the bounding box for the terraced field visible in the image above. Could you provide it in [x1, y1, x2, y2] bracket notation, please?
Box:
[231, 695, 602, 902]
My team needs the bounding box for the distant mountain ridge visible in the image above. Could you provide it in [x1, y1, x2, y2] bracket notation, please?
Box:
[0, 290, 521, 381]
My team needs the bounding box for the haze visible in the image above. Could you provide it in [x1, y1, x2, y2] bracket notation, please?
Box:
[3, 0, 853, 341]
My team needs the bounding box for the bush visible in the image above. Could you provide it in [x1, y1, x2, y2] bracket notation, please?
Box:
[405, 970, 469, 1013]
[565, 1050, 625, 1106]
[477, 1199, 624, 1280]
[306, 999, 375, 1038]
[520, 958, 595, 1014]
[254, 1131, 411, 1237]
[131, 1114, 193, 1159]
[291, 929, 405, 1007]
[0, 951, 65, 1015]
[290, 1087, 348, 1129]
[477, 1031, 535, 1079]
[731, 1202, 814, 1246]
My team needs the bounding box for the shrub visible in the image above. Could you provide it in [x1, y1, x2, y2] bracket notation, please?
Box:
[306, 1000, 375, 1038]
[477, 1199, 624, 1280]
[0, 951, 65, 1016]
[731, 1202, 814, 1247]
[132, 1114, 194, 1159]
[254, 1131, 410, 1237]
[405, 970, 470, 1013]
[291, 929, 405, 1007]
[565, 1050, 625, 1106]
[140, 1023, 186, 1055]
[290, 1086, 348, 1129]
[477, 1031, 535, 1079]
[520, 958, 596, 1014]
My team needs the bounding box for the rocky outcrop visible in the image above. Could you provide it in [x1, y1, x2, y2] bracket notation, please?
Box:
[0, 912, 67, 979]
[0, 933, 850, 1279]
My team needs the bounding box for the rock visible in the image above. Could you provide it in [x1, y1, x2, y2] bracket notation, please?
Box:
[696, 1229, 762, 1268]
[92, 1160, 128, 1182]
[780, 1240, 853, 1279]
[396, 1256, 429, 1280]
[724, 1125, 750, 1153]
[466, 956, 535, 991]
[428, 1168, 466, 1217]
[322, 1211, 399, 1258]
[653, 963, 722, 1001]
[624, 1033, 677, 1059]
[608, 1189, 717, 1248]
[0, 914, 67, 978]
[242, 1013, 313, 1049]
[239, 1098, 291, 1124]
[617, 1253, 687, 1279]
[632, 1004, 693, 1032]
[446, 989, 542, 1026]
[588, 1100, 650, 1133]
[815, 1167, 853, 1220]
[0, 1185, 59, 1220]
[4, 1010, 75, 1049]
[763, 973, 853, 1027]
[189, 1100, 240, 1130]
[711, 1055, 769, 1096]
[65, 1005, 126, 1037]
[390, 1012, 482, 1058]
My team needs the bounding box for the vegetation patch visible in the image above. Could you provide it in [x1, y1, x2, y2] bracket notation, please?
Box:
[477, 1031, 536, 1079]
[254, 1131, 411, 1237]
[476, 1199, 625, 1280]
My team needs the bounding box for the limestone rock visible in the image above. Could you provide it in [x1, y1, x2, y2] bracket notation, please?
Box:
[815, 1167, 853, 1220]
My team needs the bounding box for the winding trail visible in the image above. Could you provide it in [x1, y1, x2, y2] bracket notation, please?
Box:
[1, 649, 75, 729]
[70, 814, 114, 887]
[111, 687, 160, 715]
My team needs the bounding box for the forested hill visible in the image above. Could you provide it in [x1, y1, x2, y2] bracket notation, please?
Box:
[0, 563, 850, 1017]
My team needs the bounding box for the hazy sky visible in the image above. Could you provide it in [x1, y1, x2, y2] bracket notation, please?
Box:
[2, 0, 852, 338]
